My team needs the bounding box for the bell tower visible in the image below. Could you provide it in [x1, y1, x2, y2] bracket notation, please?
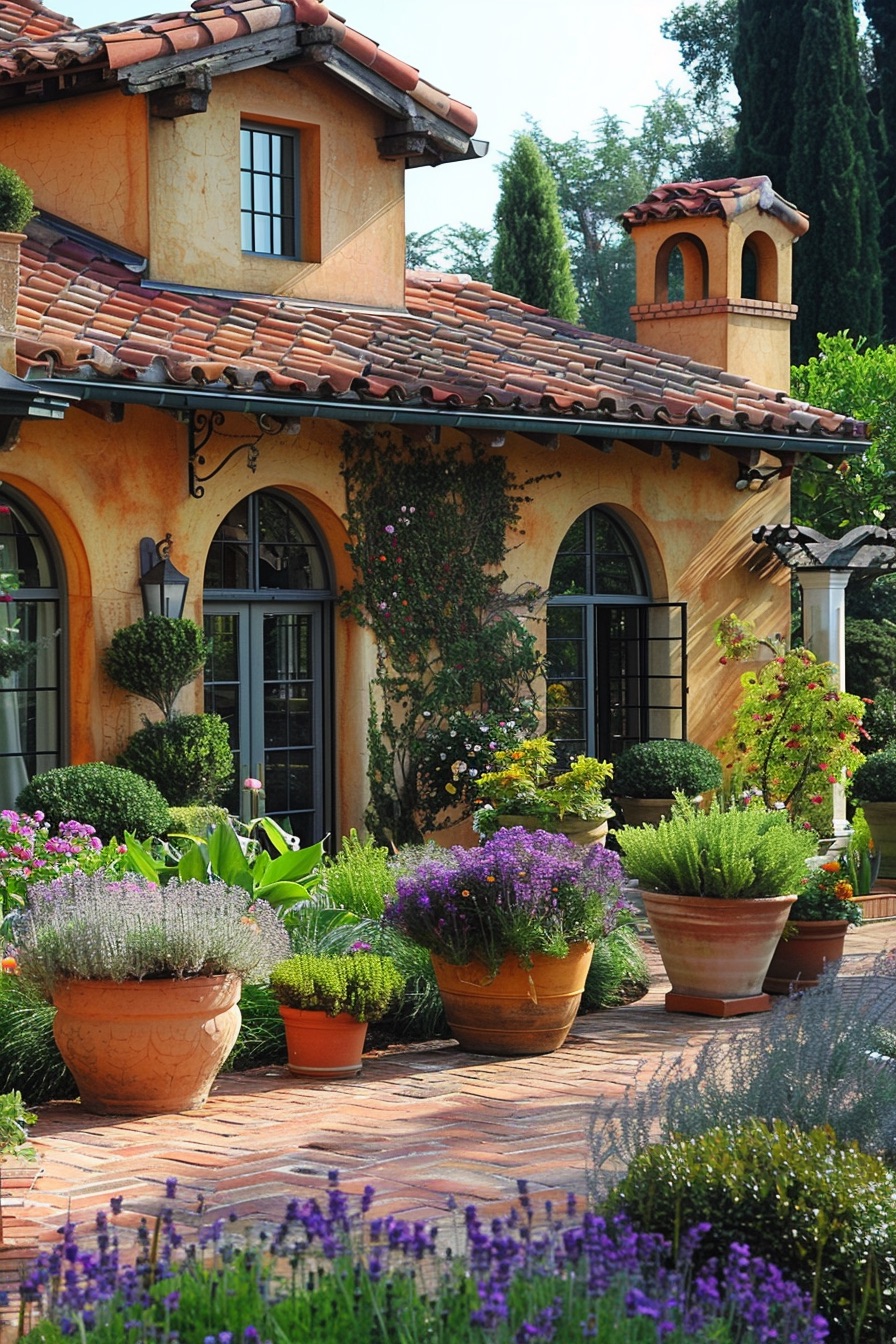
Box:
[621, 176, 808, 392]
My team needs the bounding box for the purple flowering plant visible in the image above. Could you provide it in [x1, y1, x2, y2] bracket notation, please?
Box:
[17, 1175, 827, 1343]
[0, 810, 120, 921]
[385, 827, 630, 974]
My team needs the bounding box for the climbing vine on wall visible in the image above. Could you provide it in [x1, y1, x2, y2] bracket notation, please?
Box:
[341, 428, 549, 846]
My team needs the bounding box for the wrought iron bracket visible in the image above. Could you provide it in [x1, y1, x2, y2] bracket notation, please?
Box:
[187, 409, 260, 499]
[185, 410, 295, 498]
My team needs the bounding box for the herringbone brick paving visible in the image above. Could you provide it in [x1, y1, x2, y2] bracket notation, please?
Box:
[5, 917, 890, 1256]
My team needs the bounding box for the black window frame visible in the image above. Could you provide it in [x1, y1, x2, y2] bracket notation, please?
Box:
[240, 122, 299, 259]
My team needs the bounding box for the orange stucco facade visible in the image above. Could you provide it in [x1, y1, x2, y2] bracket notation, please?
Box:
[0, 52, 795, 838]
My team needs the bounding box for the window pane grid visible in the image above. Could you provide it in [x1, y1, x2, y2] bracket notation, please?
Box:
[241, 126, 297, 258]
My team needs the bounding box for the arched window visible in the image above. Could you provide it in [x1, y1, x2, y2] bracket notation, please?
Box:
[547, 508, 686, 760]
[203, 490, 333, 840]
[0, 489, 62, 805]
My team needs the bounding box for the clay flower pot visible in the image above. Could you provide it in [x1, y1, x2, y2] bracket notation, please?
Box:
[641, 891, 797, 1017]
[762, 919, 849, 995]
[278, 1006, 368, 1078]
[52, 974, 241, 1115]
[431, 941, 594, 1056]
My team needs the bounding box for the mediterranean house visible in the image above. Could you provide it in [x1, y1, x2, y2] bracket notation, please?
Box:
[0, 0, 867, 842]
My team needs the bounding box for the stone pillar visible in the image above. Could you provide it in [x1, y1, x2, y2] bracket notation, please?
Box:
[796, 568, 851, 834]
[0, 232, 23, 376]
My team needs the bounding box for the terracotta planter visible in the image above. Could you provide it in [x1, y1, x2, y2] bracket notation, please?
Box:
[617, 797, 674, 827]
[279, 1006, 368, 1078]
[52, 974, 242, 1115]
[640, 890, 796, 1016]
[859, 802, 896, 879]
[431, 941, 593, 1055]
[496, 814, 608, 846]
[763, 919, 849, 995]
[617, 792, 714, 827]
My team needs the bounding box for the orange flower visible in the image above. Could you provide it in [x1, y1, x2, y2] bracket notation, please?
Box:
[1, 956, 17, 973]
[821, 861, 841, 873]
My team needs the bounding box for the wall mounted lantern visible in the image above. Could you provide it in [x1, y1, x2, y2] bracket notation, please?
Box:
[139, 534, 189, 620]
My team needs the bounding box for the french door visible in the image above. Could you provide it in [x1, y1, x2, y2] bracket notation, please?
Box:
[204, 602, 327, 843]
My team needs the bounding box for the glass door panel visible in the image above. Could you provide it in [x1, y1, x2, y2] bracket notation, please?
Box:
[204, 604, 324, 841]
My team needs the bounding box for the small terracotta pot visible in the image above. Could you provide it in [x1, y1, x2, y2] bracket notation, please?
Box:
[52, 974, 242, 1115]
[278, 1006, 368, 1078]
[431, 942, 593, 1056]
[762, 919, 849, 994]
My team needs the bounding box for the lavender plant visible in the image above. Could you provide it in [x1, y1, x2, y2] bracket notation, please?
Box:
[384, 826, 630, 974]
[9, 872, 290, 998]
[18, 1176, 827, 1343]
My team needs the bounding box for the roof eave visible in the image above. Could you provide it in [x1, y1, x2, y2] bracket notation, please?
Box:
[23, 374, 868, 460]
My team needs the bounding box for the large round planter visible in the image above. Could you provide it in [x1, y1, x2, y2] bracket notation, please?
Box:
[430, 941, 593, 1056]
[762, 919, 849, 995]
[52, 974, 242, 1115]
[278, 1006, 368, 1078]
[859, 802, 896, 879]
[496, 814, 608, 846]
[617, 792, 714, 827]
[640, 890, 796, 1016]
[616, 797, 674, 827]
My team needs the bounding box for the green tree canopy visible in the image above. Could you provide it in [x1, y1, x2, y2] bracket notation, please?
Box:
[492, 133, 579, 321]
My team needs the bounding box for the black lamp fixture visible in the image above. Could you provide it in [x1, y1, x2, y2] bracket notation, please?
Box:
[139, 534, 189, 620]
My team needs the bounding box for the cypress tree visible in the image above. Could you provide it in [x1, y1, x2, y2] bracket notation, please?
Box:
[865, 0, 896, 336]
[734, 0, 805, 193]
[788, 0, 882, 362]
[492, 134, 579, 321]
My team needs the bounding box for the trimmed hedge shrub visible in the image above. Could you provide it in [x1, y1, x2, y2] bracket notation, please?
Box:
[612, 739, 722, 798]
[851, 747, 896, 803]
[116, 713, 233, 807]
[606, 1117, 896, 1343]
[167, 804, 230, 837]
[0, 164, 33, 233]
[16, 763, 169, 842]
[102, 616, 211, 722]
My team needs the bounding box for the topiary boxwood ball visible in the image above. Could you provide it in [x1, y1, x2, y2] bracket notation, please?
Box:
[17, 763, 170, 843]
[851, 747, 896, 803]
[612, 739, 723, 799]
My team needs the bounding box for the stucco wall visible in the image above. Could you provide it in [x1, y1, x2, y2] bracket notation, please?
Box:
[0, 92, 151, 255]
[148, 64, 407, 306]
[5, 409, 789, 835]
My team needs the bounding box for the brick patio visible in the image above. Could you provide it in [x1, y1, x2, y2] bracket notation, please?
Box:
[0, 914, 888, 1270]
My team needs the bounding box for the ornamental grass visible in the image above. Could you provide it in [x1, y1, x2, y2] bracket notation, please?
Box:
[18, 1177, 826, 1344]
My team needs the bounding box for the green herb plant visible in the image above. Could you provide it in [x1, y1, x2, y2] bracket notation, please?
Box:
[616, 795, 817, 899]
[269, 950, 405, 1022]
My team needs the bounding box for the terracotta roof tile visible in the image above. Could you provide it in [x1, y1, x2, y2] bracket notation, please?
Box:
[621, 176, 809, 238]
[10, 224, 865, 447]
[0, 0, 478, 135]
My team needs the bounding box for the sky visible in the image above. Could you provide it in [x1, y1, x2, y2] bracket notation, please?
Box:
[63, 0, 691, 236]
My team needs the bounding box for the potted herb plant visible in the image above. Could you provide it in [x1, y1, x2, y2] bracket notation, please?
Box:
[384, 827, 628, 1055]
[762, 859, 862, 995]
[473, 736, 614, 843]
[10, 871, 290, 1114]
[612, 739, 723, 826]
[269, 948, 405, 1078]
[850, 747, 896, 879]
[617, 797, 817, 1016]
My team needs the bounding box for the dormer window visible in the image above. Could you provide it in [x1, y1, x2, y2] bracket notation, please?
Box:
[240, 123, 298, 257]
